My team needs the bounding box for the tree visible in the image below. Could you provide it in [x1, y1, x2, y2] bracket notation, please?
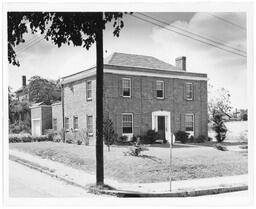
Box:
[8, 12, 127, 186]
[26, 76, 61, 105]
[208, 86, 232, 120]
[103, 115, 117, 151]
[212, 113, 227, 143]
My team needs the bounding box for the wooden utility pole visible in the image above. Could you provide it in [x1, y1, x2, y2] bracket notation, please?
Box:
[169, 133, 173, 191]
[95, 12, 104, 186]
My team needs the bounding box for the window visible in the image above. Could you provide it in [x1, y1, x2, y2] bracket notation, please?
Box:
[87, 80, 92, 100]
[185, 114, 194, 132]
[87, 116, 93, 134]
[53, 118, 57, 131]
[122, 78, 131, 97]
[156, 80, 164, 99]
[185, 83, 193, 100]
[73, 116, 78, 130]
[122, 113, 133, 134]
[64, 117, 69, 131]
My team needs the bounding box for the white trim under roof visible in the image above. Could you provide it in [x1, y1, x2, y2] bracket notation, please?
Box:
[61, 66, 207, 84]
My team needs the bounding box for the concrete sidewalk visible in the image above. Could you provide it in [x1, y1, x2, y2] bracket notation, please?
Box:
[9, 149, 248, 197]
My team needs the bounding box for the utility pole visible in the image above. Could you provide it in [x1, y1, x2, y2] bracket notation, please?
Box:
[95, 12, 104, 186]
[169, 133, 173, 191]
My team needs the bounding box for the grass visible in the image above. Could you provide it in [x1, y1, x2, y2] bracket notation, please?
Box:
[10, 141, 248, 183]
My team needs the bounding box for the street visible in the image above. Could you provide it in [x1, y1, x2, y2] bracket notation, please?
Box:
[9, 160, 97, 197]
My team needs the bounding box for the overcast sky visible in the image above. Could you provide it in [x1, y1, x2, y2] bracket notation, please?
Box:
[8, 12, 247, 109]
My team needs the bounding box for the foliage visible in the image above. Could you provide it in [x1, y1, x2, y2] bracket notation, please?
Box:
[103, 115, 117, 150]
[242, 113, 248, 121]
[53, 134, 62, 143]
[9, 134, 51, 143]
[212, 114, 228, 143]
[208, 86, 232, 120]
[65, 132, 76, 144]
[77, 128, 90, 146]
[124, 145, 149, 157]
[174, 131, 189, 144]
[8, 12, 127, 67]
[24, 76, 61, 105]
[44, 129, 57, 141]
[9, 99, 31, 126]
[140, 130, 160, 144]
[9, 120, 31, 134]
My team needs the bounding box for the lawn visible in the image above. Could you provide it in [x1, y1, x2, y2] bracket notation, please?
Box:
[10, 142, 248, 183]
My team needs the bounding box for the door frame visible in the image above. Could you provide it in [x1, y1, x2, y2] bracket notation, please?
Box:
[152, 111, 171, 141]
[32, 118, 41, 136]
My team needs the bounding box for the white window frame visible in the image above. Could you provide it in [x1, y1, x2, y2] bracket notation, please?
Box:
[156, 80, 164, 99]
[87, 80, 92, 101]
[53, 118, 57, 131]
[64, 117, 70, 132]
[87, 115, 93, 136]
[121, 78, 131, 98]
[185, 83, 193, 100]
[73, 116, 78, 131]
[122, 113, 133, 137]
[185, 113, 194, 136]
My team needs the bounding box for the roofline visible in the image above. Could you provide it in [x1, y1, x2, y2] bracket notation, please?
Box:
[61, 66, 96, 80]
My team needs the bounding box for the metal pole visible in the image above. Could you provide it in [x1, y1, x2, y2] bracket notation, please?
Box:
[169, 133, 173, 191]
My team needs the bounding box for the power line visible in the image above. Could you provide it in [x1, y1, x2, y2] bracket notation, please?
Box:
[206, 13, 246, 31]
[140, 13, 246, 54]
[16, 36, 45, 55]
[131, 14, 246, 58]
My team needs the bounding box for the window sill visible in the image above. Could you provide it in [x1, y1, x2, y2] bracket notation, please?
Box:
[156, 97, 165, 100]
[87, 98, 92, 101]
[88, 133, 93, 137]
[73, 129, 79, 132]
[186, 98, 193, 101]
[122, 96, 131, 98]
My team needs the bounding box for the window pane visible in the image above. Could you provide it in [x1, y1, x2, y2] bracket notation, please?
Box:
[87, 81, 92, 99]
[73, 116, 78, 130]
[186, 83, 193, 99]
[156, 81, 164, 98]
[122, 79, 131, 97]
[53, 118, 57, 131]
[87, 116, 93, 133]
[185, 115, 194, 132]
[65, 117, 69, 130]
[122, 114, 132, 133]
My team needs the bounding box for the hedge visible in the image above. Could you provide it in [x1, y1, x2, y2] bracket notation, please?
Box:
[9, 134, 52, 143]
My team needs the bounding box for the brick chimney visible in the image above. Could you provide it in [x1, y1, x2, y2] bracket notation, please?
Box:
[175, 56, 186, 71]
[22, 75, 26, 88]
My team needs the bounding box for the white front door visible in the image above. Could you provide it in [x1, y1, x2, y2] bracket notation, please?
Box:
[32, 119, 41, 136]
[152, 111, 171, 142]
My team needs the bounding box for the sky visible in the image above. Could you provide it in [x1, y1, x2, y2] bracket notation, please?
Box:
[8, 12, 247, 109]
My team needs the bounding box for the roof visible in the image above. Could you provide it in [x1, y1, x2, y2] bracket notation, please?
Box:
[104, 52, 178, 71]
[61, 52, 207, 84]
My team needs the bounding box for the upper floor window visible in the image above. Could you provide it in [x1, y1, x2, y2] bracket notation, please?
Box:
[73, 116, 78, 131]
[122, 78, 131, 97]
[185, 114, 194, 133]
[87, 115, 93, 135]
[64, 117, 69, 131]
[87, 80, 92, 101]
[53, 118, 57, 131]
[185, 83, 193, 100]
[122, 113, 133, 134]
[156, 80, 164, 99]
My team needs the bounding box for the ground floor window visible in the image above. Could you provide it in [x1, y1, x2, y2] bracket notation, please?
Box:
[53, 118, 57, 131]
[185, 114, 194, 132]
[122, 113, 133, 134]
[87, 115, 93, 134]
[64, 117, 69, 131]
[73, 116, 78, 131]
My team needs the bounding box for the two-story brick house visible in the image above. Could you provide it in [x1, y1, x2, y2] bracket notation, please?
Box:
[53, 52, 207, 143]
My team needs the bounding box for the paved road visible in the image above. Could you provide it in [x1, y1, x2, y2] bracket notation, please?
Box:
[9, 160, 97, 198]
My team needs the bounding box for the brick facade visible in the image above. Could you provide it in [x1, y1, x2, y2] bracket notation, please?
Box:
[52, 102, 63, 132]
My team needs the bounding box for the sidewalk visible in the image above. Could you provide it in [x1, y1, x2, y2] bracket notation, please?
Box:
[9, 149, 248, 197]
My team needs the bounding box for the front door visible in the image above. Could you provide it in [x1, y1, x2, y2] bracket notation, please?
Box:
[157, 116, 165, 140]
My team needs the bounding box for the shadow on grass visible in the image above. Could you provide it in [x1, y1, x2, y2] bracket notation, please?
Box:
[138, 154, 164, 163]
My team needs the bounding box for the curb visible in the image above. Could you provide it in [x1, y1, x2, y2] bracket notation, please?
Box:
[9, 154, 248, 198]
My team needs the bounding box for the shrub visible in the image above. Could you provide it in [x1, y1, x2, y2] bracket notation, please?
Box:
[77, 139, 83, 145]
[212, 114, 227, 143]
[53, 134, 62, 142]
[195, 135, 207, 143]
[35, 135, 51, 142]
[9, 134, 22, 143]
[65, 132, 75, 144]
[9, 121, 31, 134]
[242, 114, 248, 121]
[215, 144, 228, 151]
[44, 129, 56, 141]
[9, 134, 50, 143]
[175, 131, 189, 144]
[124, 145, 149, 156]
[103, 117, 116, 147]
[188, 135, 194, 143]
[77, 129, 90, 145]
[140, 130, 160, 144]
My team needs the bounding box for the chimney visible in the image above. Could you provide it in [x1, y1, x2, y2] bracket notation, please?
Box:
[175, 56, 186, 71]
[22, 75, 26, 88]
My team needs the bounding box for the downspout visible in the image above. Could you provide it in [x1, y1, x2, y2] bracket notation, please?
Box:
[61, 83, 65, 142]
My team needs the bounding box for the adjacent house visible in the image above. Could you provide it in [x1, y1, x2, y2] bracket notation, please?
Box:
[49, 52, 208, 143]
[15, 75, 29, 102]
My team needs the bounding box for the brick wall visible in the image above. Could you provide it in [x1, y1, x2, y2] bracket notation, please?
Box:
[63, 76, 96, 144]
[52, 102, 63, 131]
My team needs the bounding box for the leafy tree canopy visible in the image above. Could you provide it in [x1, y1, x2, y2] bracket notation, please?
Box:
[8, 12, 125, 66]
[26, 75, 61, 105]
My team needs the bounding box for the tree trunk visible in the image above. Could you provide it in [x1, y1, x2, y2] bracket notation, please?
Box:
[95, 12, 104, 186]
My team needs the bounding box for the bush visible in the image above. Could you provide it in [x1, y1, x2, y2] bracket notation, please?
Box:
[140, 130, 160, 144]
[77, 129, 90, 145]
[124, 145, 149, 156]
[212, 114, 227, 143]
[53, 134, 62, 143]
[77, 139, 83, 145]
[9, 121, 31, 134]
[175, 131, 189, 144]
[44, 129, 56, 141]
[242, 114, 248, 121]
[9, 134, 50, 143]
[195, 135, 207, 143]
